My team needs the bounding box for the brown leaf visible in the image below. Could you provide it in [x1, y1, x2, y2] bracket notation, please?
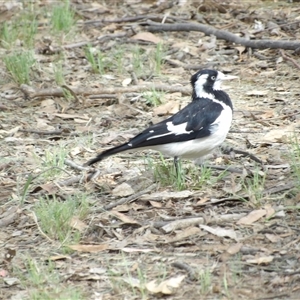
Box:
[246, 256, 274, 265]
[112, 182, 135, 197]
[237, 209, 266, 225]
[69, 216, 88, 232]
[53, 113, 89, 120]
[121, 248, 156, 253]
[68, 244, 108, 252]
[111, 211, 139, 225]
[146, 275, 185, 295]
[131, 32, 162, 44]
[200, 225, 238, 240]
[164, 226, 202, 243]
[265, 234, 280, 243]
[153, 100, 180, 116]
[49, 255, 71, 261]
[226, 243, 243, 255]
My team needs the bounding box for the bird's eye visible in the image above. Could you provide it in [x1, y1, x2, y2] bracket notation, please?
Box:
[211, 76, 216, 80]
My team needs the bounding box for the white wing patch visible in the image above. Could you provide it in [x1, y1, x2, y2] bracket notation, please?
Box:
[146, 121, 191, 141]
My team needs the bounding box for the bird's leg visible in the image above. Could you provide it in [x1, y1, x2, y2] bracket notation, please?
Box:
[173, 156, 180, 177]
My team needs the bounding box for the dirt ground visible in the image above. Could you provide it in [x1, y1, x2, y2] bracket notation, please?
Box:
[1, 1, 300, 299]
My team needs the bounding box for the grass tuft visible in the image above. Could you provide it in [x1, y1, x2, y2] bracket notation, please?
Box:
[289, 134, 300, 187]
[34, 194, 89, 244]
[51, 1, 76, 33]
[14, 257, 83, 300]
[3, 51, 35, 84]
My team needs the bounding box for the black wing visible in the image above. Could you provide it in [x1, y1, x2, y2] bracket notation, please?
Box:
[127, 97, 223, 148]
[85, 97, 224, 165]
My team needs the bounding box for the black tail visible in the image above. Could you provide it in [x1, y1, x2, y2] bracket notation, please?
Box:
[84, 142, 132, 166]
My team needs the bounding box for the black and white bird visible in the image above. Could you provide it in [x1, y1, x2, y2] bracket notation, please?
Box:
[85, 69, 237, 167]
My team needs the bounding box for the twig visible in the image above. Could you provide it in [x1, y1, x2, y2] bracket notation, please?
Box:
[19, 128, 64, 135]
[221, 145, 264, 164]
[20, 84, 190, 99]
[263, 181, 295, 195]
[160, 213, 247, 233]
[279, 49, 300, 70]
[83, 14, 187, 25]
[171, 262, 197, 281]
[100, 183, 157, 211]
[56, 173, 95, 186]
[147, 21, 300, 50]
[61, 85, 80, 103]
[30, 211, 54, 243]
[204, 165, 245, 174]
[64, 159, 89, 171]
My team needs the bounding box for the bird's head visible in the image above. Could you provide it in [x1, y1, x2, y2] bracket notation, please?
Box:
[191, 69, 238, 99]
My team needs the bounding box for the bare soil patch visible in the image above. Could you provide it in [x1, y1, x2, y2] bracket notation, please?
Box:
[1, 1, 300, 299]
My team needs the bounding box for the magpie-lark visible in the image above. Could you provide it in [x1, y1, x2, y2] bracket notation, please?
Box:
[85, 69, 237, 167]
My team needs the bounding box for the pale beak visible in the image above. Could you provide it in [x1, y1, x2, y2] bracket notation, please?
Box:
[217, 71, 238, 81]
[222, 74, 239, 80]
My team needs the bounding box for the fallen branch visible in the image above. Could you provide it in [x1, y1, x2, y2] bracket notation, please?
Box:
[221, 145, 264, 165]
[172, 262, 197, 281]
[99, 183, 157, 211]
[20, 84, 190, 99]
[19, 128, 65, 135]
[280, 49, 300, 69]
[159, 213, 246, 233]
[147, 22, 300, 50]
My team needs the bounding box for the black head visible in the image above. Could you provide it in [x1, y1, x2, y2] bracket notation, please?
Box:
[191, 69, 237, 99]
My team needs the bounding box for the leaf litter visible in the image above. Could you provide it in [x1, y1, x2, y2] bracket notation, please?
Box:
[1, 0, 300, 299]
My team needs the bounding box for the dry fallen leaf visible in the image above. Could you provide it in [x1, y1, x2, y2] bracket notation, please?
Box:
[121, 248, 156, 253]
[247, 256, 274, 265]
[153, 100, 180, 116]
[146, 275, 185, 295]
[246, 90, 268, 96]
[164, 226, 202, 243]
[68, 244, 108, 252]
[237, 209, 266, 225]
[200, 225, 238, 240]
[111, 211, 139, 225]
[112, 182, 135, 197]
[265, 234, 281, 243]
[131, 32, 162, 44]
[226, 243, 243, 255]
[140, 190, 193, 201]
[69, 216, 88, 232]
[49, 255, 71, 261]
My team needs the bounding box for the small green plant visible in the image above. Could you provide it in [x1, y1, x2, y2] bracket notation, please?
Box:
[152, 42, 165, 74]
[132, 46, 144, 75]
[113, 47, 125, 74]
[34, 194, 89, 244]
[53, 62, 65, 85]
[14, 257, 83, 300]
[199, 268, 212, 294]
[0, 22, 18, 48]
[148, 154, 186, 190]
[243, 168, 266, 206]
[42, 146, 68, 178]
[0, 12, 37, 48]
[3, 51, 35, 84]
[84, 44, 110, 74]
[143, 89, 164, 106]
[51, 1, 76, 33]
[290, 134, 300, 186]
